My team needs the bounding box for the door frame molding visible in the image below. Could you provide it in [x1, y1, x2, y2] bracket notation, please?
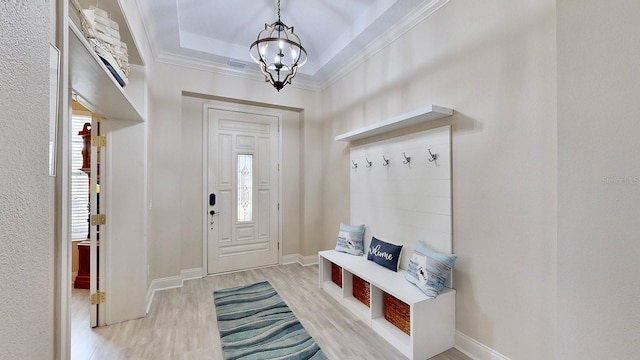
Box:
[201, 103, 283, 276]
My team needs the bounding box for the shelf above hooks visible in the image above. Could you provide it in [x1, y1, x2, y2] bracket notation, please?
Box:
[335, 105, 453, 142]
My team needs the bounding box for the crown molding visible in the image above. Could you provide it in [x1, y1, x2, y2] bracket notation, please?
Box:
[138, 0, 449, 94]
[154, 51, 323, 92]
[318, 0, 450, 91]
[134, 0, 161, 61]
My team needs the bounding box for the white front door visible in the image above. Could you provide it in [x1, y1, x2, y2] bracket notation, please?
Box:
[206, 108, 279, 274]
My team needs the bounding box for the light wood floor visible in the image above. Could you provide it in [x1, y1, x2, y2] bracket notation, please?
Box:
[71, 263, 470, 360]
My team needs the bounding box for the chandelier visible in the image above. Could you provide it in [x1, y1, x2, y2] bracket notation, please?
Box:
[249, 0, 307, 91]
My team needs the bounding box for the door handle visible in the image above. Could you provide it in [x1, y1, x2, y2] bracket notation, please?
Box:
[209, 210, 221, 225]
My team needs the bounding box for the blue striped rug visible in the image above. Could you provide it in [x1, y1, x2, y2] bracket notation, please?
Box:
[213, 281, 328, 360]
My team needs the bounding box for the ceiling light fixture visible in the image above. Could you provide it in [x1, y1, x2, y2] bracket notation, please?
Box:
[249, 0, 307, 91]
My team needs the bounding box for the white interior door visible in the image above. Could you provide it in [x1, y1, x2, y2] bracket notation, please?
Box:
[89, 114, 98, 326]
[207, 109, 279, 274]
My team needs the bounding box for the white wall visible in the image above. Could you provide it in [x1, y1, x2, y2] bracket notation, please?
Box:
[0, 2, 53, 359]
[321, 1, 557, 359]
[558, 1, 640, 359]
[147, 61, 323, 281]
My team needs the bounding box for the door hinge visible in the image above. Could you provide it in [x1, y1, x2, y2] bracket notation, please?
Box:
[278, 242, 280, 250]
[91, 291, 106, 305]
[92, 135, 107, 147]
[277, 203, 280, 211]
[277, 164, 280, 171]
[91, 214, 106, 226]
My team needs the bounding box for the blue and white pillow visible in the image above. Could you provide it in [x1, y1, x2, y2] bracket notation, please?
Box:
[367, 236, 403, 272]
[405, 240, 457, 298]
[335, 223, 366, 256]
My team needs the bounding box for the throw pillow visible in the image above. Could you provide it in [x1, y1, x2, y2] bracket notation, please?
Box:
[405, 240, 457, 298]
[335, 223, 366, 256]
[367, 236, 403, 272]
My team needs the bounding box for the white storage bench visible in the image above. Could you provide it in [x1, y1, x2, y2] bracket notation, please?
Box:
[319, 250, 455, 360]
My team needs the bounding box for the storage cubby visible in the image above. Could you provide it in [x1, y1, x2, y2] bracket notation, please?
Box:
[383, 292, 411, 335]
[352, 275, 370, 307]
[319, 250, 456, 360]
[331, 263, 342, 288]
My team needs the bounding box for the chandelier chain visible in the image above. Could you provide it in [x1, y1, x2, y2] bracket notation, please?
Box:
[250, 0, 306, 91]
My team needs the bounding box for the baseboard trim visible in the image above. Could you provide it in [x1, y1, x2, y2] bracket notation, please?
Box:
[146, 267, 203, 314]
[455, 331, 510, 360]
[299, 254, 318, 266]
[181, 268, 203, 281]
[280, 254, 319, 266]
[145, 256, 320, 314]
[281, 254, 300, 265]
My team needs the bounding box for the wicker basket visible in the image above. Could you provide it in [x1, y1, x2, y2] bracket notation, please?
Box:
[384, 292, 411, 335]
[331, 262, 342, 288]
[352, 275, 370, 307]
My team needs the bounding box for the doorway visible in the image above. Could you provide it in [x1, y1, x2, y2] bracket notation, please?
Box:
[70, 100, 106, 358]
[205, 108, 280, 274]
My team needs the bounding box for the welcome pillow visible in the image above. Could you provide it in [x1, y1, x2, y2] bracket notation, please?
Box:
[367, 236, 403, 272]
[335, 223, 366, 256]
[405, 240, 457, 298]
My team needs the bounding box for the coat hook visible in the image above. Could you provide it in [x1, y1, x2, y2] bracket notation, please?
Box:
[365, 158, 373, 168]
[403, 152, 411, 165]
[351, 160, 358, 169]
[382, 155, 390, 166]
[428, 148, 438, 162]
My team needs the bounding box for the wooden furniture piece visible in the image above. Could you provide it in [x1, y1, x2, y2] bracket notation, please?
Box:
[74, 240, 99, 289]
[319, 250, 456, 360]
[74, 121, 99, 290]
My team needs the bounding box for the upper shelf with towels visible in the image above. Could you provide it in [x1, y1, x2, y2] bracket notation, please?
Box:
[334, 105, 453, 142]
